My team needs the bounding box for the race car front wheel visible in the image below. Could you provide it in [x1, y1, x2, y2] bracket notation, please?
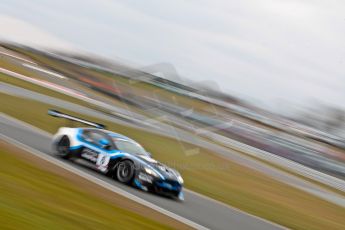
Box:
[116, 160, 134, 184]
[56, 135, 71, 159]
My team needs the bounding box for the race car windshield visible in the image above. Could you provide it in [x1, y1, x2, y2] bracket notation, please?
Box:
[113, 139, 148, 156]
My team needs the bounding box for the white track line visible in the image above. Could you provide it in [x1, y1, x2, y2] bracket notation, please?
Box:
[0, 67, 86, 98]
[0, 134, 208, 230]
[0, 50, 36, 64]
[22, 63, 66, 79]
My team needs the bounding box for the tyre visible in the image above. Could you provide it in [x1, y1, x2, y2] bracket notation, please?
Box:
[116, 160, 135, 184]
[56, 135, 71, 159]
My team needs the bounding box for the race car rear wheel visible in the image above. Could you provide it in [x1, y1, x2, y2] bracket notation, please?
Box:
[56, 135, 71, 159]
[116, 160, 134, 184]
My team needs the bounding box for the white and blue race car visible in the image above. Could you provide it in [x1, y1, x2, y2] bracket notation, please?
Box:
[49, 110, 184, 200]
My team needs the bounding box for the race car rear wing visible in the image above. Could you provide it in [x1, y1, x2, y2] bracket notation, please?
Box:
[48, 109, 106, 129]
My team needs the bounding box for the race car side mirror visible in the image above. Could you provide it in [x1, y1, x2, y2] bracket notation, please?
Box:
[99, 139, 111, 150]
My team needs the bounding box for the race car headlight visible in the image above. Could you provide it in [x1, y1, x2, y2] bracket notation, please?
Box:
[174, 170, 184, 184]
[177, 175, 184, 184]
[144, 167, 158, 177]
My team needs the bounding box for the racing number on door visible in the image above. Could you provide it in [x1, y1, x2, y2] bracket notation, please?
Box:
[96, 153, 110, 167]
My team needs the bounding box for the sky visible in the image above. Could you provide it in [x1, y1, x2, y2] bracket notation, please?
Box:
[1, 0, 345, 112]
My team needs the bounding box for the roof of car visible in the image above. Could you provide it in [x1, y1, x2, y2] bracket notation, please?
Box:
[107, 132, 134, 141]
[83, 128, 136, 142]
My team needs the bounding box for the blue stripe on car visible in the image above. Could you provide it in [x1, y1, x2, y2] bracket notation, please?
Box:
[156, 181, 181, 191]
[69, 145, 82, 150]
[134, 179, 142, 189]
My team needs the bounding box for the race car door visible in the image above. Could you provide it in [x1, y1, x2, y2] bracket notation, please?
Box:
[79, 129, 113, 169]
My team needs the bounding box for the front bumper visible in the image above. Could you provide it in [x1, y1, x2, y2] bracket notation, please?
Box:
[134, 172, 184, 200]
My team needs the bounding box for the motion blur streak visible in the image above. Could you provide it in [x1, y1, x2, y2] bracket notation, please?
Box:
[1, 42, 345, 230]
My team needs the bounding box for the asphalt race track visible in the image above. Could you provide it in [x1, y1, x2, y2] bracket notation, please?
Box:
[0, 114, 283, 230]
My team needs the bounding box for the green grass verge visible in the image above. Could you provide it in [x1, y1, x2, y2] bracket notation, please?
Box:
[0, 142, 173, 230]
[1, 92, 345, 230]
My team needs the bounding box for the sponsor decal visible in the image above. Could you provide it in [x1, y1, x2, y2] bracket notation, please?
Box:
[81, 148, 98, 162]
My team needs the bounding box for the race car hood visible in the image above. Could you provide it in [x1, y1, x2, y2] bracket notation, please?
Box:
[138, 155, 182, 181]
